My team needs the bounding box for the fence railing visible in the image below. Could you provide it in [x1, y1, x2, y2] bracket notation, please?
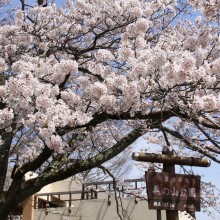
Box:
[34, 178, 145, 209]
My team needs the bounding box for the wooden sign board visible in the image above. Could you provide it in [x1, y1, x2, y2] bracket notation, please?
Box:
[145, 171, 200, 211]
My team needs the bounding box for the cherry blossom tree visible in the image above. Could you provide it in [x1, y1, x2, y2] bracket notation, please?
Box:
[0, 0, 220, 219]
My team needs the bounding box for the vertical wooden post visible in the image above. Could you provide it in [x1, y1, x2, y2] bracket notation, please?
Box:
[86, 190, 88, 199]
[157, 210, 162, 220]
[69, 193, 72, 207]
[58, 194, 60, 207]
[162, 147, 179, 220]
[81, 184, 85, 200]
[34, 196, 37, 209]
[91, 188, 93, 199]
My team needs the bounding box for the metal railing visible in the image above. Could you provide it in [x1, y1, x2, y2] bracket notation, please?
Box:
[34, 178, 145, 209]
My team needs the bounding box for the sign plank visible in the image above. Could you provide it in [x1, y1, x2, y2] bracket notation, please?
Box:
[145, 171, 200, 211]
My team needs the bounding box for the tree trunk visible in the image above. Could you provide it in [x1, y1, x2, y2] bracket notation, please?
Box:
[0, 178, 23, 220]
[0, 132, 13, 193]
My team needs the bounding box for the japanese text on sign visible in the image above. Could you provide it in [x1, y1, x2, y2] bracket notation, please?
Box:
[145, 172, 200, 211]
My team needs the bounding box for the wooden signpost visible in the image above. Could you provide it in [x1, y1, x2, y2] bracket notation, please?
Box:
[146, 172, 201, 211]
[132, 147, 211, 220]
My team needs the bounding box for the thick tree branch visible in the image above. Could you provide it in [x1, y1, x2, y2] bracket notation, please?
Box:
[78, 67, 104, 82]
[12, 146, 53, 179]
[14, 126, 147, 205]
[59, 107, 180, 135]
